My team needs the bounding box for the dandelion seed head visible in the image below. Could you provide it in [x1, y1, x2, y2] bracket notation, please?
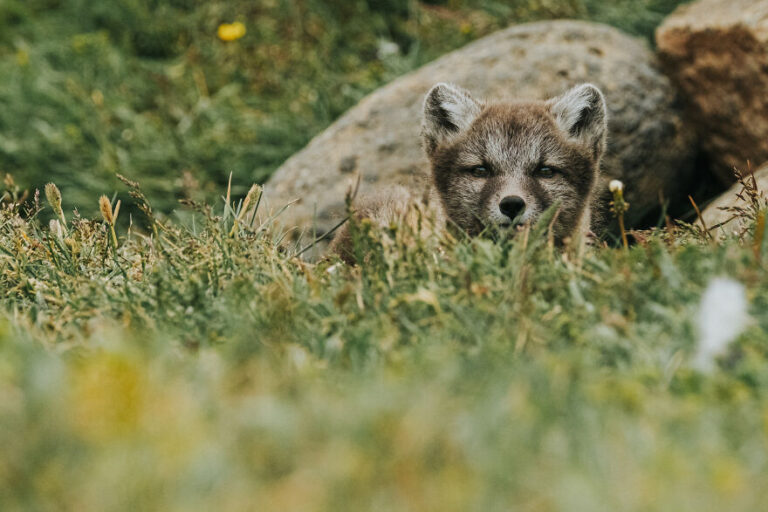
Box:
[693, 277, 750, 372]
[49, 219, 63, 239]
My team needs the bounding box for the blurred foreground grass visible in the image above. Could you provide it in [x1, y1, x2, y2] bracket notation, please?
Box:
[1, 174, 768, 510]
[1, 0, 687, 219]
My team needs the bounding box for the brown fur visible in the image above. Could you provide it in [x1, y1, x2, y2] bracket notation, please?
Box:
[327, 186, 443, 264]
[429, 101, 600, 239]
[329, 83, 607, 262]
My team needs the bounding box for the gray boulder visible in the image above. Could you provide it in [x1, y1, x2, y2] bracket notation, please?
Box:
[266, 20, 696, 234]
[656, 0, 768, 184]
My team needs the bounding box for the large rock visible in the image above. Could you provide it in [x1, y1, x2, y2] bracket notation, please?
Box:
[701, 162, 768, 230]
[656, 0, 768, 183]
[267, 20, 696, 233]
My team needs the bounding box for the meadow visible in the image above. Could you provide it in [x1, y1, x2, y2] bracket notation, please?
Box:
[3, 172, 768, 510]
[4, 1, 768, 511]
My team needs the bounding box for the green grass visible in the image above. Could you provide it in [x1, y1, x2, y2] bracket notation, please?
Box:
[9, 2, 763, 510]
[1, 0, 687, 221]
[1, 174, 768, 511]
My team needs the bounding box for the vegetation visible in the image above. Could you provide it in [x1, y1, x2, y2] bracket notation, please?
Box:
[8, 2, 767, 511]
[1, 172, 768, 510]
[2, 0, 688, 218]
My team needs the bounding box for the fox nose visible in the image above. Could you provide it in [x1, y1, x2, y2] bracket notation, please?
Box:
[499, 195, 526, 222]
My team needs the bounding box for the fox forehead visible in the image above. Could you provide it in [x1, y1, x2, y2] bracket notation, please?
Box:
[450, 102, 586, 171]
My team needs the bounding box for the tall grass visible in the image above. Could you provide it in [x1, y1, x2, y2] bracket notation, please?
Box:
[1, 172, 767, 510]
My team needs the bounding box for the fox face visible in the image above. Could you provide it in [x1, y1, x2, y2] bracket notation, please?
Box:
[422, 83, 607, 241]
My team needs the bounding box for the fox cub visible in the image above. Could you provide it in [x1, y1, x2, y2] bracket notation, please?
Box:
[329, 82, 608, 262]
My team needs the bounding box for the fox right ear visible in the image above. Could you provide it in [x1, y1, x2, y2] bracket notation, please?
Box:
[548, 84, 608, 160]
[422, 83, 482, 155]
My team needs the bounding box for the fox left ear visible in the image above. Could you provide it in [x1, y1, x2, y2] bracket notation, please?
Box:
[548, 84, 607, 160]
[422, 83, 482, 156]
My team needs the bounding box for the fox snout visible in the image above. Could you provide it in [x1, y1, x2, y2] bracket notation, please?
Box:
[485, 187, 540, 233]
[498, 196, 526, 225]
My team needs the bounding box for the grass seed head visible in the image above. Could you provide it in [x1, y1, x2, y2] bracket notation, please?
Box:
[245, 184, 261, 206]
[45, 183, 62, 212]
[99, 195, 114, 224]
[239, 184, 262, 219]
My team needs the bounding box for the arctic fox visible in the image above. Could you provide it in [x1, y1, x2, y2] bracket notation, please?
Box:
[329, 82, 607, 262]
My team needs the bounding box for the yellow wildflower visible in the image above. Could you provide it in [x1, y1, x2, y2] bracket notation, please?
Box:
[218, 22, 246, 42]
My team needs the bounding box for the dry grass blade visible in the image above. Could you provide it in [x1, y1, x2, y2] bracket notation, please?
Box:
[711, 165, 767, 240]
[753, 211, 765, 263]
[689, 195, 712, 242]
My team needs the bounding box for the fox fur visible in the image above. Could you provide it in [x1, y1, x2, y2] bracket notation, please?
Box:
[329, 83, 608, 263]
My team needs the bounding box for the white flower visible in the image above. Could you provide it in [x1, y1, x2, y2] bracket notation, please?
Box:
[49, 219, 63, 239]
[692, 277, 750, 372]
[609, 179, 624, 193]
[377, 39, 400, 59]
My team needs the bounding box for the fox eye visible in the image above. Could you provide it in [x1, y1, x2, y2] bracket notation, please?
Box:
[536, 165, 559, 178]
[468, 165, 489, 178]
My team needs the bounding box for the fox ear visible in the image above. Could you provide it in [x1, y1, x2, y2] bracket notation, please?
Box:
[548, 84, 607, 159]
[422, 83, 482, 155]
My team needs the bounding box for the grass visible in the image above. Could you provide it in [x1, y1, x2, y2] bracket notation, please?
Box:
[1, 0, 688, 221]
[7, 2, 765, 510]
[1, 172, 768, 511]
